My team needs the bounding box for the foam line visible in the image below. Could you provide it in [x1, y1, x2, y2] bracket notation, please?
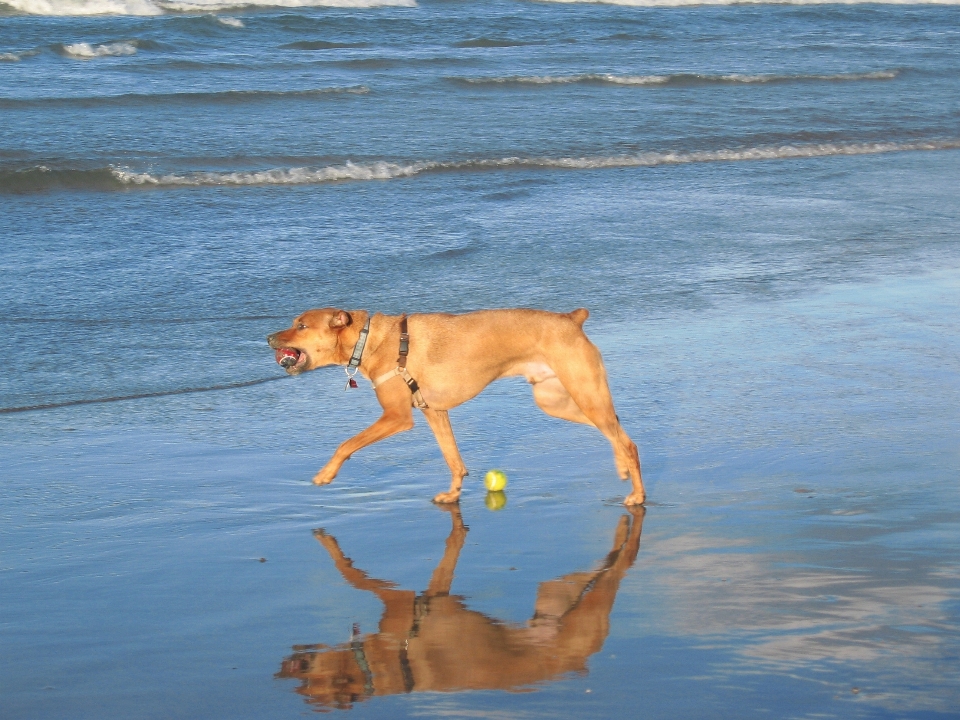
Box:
[535, 0, 960, 6]
[0, 86, 369, 109]
[2, 50, 42, 61]
[3, 140, 958, 193]
[453, 70, 900, 87]
[4, 0, 958, 12]
[0, 377, 286, 415]
[114, 140, 960, 186]
[1, 0, 415, 16]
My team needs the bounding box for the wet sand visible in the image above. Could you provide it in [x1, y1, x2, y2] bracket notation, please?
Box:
[2, 267, 958, 718]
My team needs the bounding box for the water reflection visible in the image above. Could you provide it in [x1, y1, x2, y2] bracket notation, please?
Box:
[277, 506, 644, 710]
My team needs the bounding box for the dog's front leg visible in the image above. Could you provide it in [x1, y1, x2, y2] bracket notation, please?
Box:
[424, 504, 468, 596]
[312, 381, 415, 485]
[421, 408, 469, 504]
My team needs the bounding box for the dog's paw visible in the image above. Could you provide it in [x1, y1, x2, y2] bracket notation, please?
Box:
[624, 491, 646, 506]
[432, 491, 461, 504]
[312, 470, 336, 486]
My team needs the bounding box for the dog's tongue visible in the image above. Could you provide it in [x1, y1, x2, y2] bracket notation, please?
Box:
[275, 348, 299, 366]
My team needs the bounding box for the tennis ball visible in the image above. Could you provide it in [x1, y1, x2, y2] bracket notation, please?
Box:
[485, 490, 507, 511]
[484, 469, 508, 492]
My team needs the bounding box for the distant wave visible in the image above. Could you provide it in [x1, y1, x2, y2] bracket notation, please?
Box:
[536, 0, 960, 5]
[280, 40, 368, 49]
[1, 0, 415, 16]
[1, 49, 41, 61]
[454, 37, 538, 48]
[4, 40, 162, 61]
[453, 70, 900, 87]
[3, 0, 958, 11]
[58, 40, 139, 57]
[0, 86, 369, 109]
[3, 140, 958, 193]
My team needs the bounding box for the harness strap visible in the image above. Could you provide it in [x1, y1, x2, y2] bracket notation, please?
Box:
[398, 315, 410, 368]
[371, 315, 428, 409]
[372, 367, 428, 409]
[398, 641, 415, 694]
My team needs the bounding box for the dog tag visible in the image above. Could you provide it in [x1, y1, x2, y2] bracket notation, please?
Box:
[344, 377, 359, 390]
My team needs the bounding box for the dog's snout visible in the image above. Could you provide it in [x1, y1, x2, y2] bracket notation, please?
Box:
[267, 331, 281, 348]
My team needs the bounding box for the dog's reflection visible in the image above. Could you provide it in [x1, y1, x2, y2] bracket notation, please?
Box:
[277, 506, 644, 710]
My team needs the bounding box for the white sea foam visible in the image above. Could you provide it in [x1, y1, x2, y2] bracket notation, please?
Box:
[161, 0, 415, 9]
[537, 0, 960, 5]
[722, 71, 899, 82]
[463, 73, 672, 86]
[4, 0, 163, 14]
[216, 14, 243, 26]
[114, 161, 423, 186]
[61, 41, 138, 57]
[109, 140, 960, 189]
[457, 70, 899, 86]
[2, 0, 414, 15]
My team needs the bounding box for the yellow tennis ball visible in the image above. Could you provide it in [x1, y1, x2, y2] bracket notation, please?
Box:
[485, 490, 507, 511]
[484, 469, 508, 492]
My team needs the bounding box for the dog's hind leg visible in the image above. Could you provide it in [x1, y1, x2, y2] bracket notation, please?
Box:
[548, 342, 645, 506]
[531, 377, 596, 427]
[534, 376, 635, 480]
[421, 408, 469, 504]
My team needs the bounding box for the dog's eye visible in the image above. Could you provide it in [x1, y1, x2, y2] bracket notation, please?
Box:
[297, 323, 307, 330]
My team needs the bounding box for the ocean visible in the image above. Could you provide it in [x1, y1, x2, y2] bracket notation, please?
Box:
[2, 0, 959, 717]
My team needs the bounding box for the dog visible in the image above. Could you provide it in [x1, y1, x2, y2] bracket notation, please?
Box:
[267, 308, 644, 505]
[277, 505, 645, 709]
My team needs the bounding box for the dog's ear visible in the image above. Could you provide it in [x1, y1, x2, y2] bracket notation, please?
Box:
[329, 310, 352, 329]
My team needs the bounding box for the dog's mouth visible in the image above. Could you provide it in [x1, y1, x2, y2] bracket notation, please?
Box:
[275, 347, 308, 372]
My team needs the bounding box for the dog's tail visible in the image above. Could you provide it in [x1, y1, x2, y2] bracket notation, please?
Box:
[567, 308, 590, 327]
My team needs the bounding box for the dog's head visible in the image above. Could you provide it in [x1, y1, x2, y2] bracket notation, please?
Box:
[277, 645, 374, 710]
[267, 308, 354, 375]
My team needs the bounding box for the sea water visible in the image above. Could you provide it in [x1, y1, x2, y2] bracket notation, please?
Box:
[1, 1, 959, 717]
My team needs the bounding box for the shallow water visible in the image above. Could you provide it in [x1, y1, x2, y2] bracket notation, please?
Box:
[3, 268, 959, 718]
[3, 0, 960, 717]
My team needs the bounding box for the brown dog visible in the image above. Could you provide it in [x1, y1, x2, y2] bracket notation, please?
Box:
[277, 505, 645, 709]
[267, 308, 644, 505]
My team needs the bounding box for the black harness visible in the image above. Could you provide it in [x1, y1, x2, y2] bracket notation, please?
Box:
[349, 314, 428, 409]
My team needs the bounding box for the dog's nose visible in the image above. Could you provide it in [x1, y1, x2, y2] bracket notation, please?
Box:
[267, 332, 280, 347]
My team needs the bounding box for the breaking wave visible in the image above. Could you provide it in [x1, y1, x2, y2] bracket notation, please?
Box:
[1, 49, 40, 60]
[0, 86, 369, 108]
[453, 70, 900, 87]
[1, 0, 415, 16]
[536, 0, 960, 5]
[58, 40, 139, 57]
[3, 0, 959, 12]
[3, 140, 959, 193]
